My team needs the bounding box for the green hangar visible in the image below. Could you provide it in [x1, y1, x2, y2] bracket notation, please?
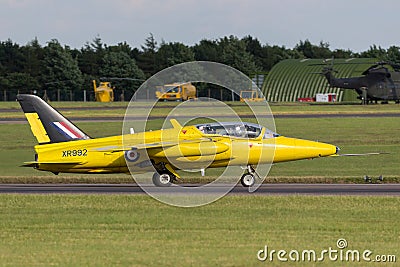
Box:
[262, 58, 376, 102]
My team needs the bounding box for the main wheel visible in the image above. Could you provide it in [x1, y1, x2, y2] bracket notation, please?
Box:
[152, 172, 172, 187]
[241, 173, 255, 187]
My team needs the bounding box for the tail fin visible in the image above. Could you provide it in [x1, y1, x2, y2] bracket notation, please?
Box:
[17, 94, 90, 144]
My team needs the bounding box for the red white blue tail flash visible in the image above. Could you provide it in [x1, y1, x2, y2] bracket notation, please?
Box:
[52, 121, 86, 139]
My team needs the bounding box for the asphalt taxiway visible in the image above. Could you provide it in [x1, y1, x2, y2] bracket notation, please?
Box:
[0, 184, 399, 195]
[2, 112, 400, 124]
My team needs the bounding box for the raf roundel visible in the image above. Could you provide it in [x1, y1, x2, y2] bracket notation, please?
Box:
[125, 149, 140, 162]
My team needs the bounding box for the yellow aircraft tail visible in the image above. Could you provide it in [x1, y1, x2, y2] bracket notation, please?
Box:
[17, 94, 90, 144]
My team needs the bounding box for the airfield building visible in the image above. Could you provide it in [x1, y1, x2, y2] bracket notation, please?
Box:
[262, 58, 376, 102]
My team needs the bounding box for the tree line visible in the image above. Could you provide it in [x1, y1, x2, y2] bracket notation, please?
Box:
[1, 34, 400, 101]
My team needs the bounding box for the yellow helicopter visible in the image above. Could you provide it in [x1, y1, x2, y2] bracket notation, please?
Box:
[92, 80, 114, 102]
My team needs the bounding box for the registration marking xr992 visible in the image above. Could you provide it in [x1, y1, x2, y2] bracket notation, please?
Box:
[62, 149, 87, 157]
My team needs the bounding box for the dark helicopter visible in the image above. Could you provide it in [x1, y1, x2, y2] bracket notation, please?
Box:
[320, 61, 400, 104]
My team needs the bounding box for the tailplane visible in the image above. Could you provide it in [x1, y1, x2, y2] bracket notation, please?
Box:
[17, 94, 90, 144]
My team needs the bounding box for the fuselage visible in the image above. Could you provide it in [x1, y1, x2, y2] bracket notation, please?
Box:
[17, 94, 338, 178]
[31, 124, 338, 174]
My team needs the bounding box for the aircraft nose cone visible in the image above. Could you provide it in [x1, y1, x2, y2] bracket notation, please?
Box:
[336, 146, 341, 154]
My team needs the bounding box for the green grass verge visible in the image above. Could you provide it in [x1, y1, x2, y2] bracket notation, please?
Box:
[0, 195, 398, 266]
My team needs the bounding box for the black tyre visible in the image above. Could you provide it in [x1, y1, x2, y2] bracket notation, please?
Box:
[152, 172, 172, 187]
[240, 173, 255, 187]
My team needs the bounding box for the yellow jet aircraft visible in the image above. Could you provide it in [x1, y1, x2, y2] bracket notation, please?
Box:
[18, 94, 339, 187]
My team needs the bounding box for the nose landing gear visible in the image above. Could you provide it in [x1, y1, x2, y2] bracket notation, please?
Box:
[240, 165, 260, 187]
[241, 173, 255, 187]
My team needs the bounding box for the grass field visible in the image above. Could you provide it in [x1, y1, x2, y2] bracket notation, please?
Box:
[0, 116, 398, 182]
[0, 195, 399, 266]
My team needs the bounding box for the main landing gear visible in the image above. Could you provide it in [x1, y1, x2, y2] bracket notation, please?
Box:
[152, 162, 177, 187]
[152, 172, 175, 187]
[240, 165, 260, 187]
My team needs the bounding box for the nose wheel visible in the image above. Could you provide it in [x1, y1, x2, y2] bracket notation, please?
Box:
[240, 165, 260, 187]
[241, 173, 255, 187]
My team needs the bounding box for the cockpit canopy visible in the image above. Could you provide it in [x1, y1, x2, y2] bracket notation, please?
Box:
[195, 122, 279, 139]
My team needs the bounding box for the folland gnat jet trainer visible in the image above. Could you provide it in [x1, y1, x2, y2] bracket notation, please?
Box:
[18, 94, 340, 187]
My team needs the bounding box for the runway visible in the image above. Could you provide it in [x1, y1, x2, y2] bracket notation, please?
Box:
[2, 112, 400, 123]
[0, 183, 399, 195]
